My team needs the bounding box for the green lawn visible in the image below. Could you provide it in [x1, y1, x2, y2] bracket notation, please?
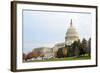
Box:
[26, 56, 91, 62]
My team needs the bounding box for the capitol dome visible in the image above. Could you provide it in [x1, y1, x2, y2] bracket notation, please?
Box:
[65, 19, 79, 45]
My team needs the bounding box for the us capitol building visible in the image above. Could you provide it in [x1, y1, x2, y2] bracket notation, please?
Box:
[33, 19, 80, 59]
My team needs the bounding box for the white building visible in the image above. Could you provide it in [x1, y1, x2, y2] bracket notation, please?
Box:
[65, 19, 79, 45]
[32, 19, 80, 59]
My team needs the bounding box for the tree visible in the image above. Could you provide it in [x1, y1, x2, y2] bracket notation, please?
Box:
[79, 43, 85, 55]
[56, 48, 63, 58]
[81, 38, 88, 55]
[66, 46, 73, 57]
[71, 40, 80, 57]
[25, 50, 41, 61]
[79, 38, 88, 55]
[26, 52, 34, 60]
[88, 38, 91, 56]
[56, 47, 67, 58]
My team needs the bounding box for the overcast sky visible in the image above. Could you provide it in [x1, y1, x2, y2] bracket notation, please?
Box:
[22, 10, 91, 54]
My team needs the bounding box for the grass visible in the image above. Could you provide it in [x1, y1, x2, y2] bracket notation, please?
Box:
[26, 56, 91, 62]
